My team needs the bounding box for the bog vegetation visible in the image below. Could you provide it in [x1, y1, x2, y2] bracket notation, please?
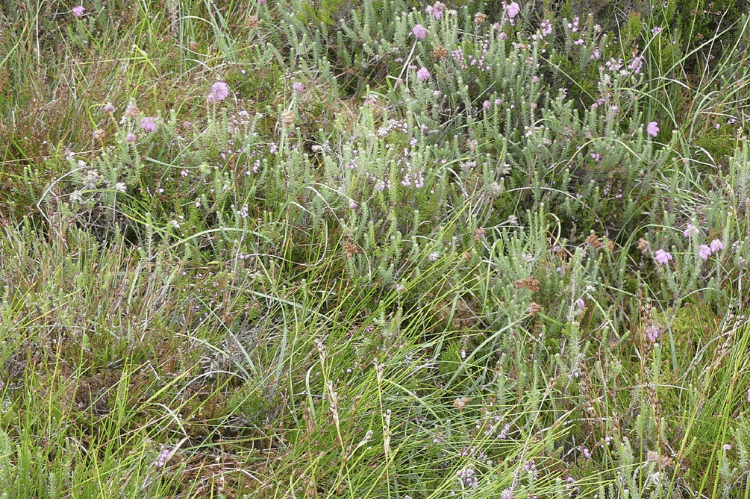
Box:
[2, 0, 750, 497]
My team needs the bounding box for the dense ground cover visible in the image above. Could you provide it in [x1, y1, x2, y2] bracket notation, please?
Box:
[2, 0, 750, 497]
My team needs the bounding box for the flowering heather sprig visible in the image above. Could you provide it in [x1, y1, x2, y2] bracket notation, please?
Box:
[208, 81, 230, 103]
[646, 121, 660, 137]
[654, 248, 672, 265]
[683, 223, 699, 237]
[412, 24, 427, 40]
[425, 1, 446, 19]
[155, 448, 172, 468]
[699, 239, 724, 260]
[699, 245, 712, 260]
[504, 2, 520, 20]
[72, 5, 85, 17]
[140, 117, 157, 132]
[293, 82, 304, 95]
[416, 67, 430, 82]
[628, 54, 644, 74]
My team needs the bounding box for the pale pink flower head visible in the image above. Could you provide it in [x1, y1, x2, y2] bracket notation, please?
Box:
[126, 133, 136, 142]
[646, 325, 659, 342]
[683, 223, 699, 237]
[72, 6, 85, 17]
[416, 67, 431, 82]
[140, 117, 157, 132]
[654, 248, 672, 265]
[505, 2, 520, 18]
[710, 239, 724, 252]
[646, 121, 660, 137]
[293, 82, 303, 95]
[699, 244, 712, 260]
[426, 2, 446, 19]
[208, 81, 230, 103]
[413, 24, 427, 39]
[155, 448, 172, 468]
[103, 101, 115, 113]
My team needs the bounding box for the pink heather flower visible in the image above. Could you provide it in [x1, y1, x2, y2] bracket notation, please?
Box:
[654, 248, 672, 265]
[155, 448, 172, 468]
[505, 2, 520, 18]
[747, 388, 750, 402]
[140, 117, 157, 132]
[483, 100, 491, 110]
[683, 223, 699, 237]
[207, 81, 230, 103]
[699, 245, 712, 260]
[126, 133, 136, 142]
[103, 101, 115, 113]
[628, 55, 644, 74]
[293, 82, 303, 95]
[412, 24, 427, 39]
[426, 2, 446, 19]
[575, 298, 585, 310]
[72, 6, 85, 17]
[723, 444, 732, 451]
[416, 67, 430, 82]
[646, 325, 659, 342]
[646, 121, 660, 137]
[710, 239, 724, 252]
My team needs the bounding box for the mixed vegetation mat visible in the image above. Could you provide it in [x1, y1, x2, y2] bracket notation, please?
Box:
[2, 0, 750, 497]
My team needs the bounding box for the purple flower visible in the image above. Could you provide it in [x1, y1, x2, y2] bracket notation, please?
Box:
[412, 24, 427, 39]
[72, 6, 85, 17]
[155, 448, 172, 468]
[483, 100, 491, 110]
[575, 298, 585, 310]
[103, 101, 115, 113]
[646, 121, 660, 137]
[683, 223, 699, 237]
[140, 117, 157, 132]
[426, 2, 446, 20]
[208, 81, 230, 103]
[126, 133, 136, 142]
[293, 82, 303, 95]
[710, 239, 724, 252]
[505, 2, 520, 18]
[699, 245, 712, 260]
[654, 248, 672, 265]
[628, 54, 644, 74]
[416, 67, 430, 82]
[646, 325, 659, 342]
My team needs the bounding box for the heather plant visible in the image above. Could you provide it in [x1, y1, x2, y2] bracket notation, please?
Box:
[5, 0, 750, 497]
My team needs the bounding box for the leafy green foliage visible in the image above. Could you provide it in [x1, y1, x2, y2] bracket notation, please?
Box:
[3, 0, 750, 497]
